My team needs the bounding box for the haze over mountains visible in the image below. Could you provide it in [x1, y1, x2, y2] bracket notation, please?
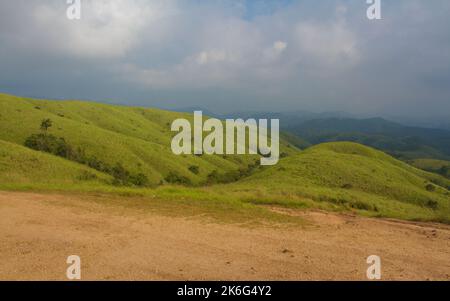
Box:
[175, 107, 450, 161]
[176, 106, 450, 130]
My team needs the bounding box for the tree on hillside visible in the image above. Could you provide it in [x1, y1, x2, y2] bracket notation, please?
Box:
[40, 119, 53, 132]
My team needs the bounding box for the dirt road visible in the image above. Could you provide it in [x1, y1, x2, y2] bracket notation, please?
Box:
[0, 191, 449, 280]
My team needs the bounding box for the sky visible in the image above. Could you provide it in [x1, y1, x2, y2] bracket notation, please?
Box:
[0, 0, 449, 120]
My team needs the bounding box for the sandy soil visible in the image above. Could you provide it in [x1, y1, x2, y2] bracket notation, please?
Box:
[0, 191, 449, 280]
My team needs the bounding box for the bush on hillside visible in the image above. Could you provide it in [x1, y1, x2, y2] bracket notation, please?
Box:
[341, 183, 353, 189]
[86, 156, 111, 173]
[425, 200, 439, 210]
[280, 152, 289, 158]
[207, 161, 260, 185]
[165, 172, 192, 185]
[425, 184, 436, 192]
[188, 165, 200, 175]
[129, 173, 149, 187]
[110, 163, 149, 187]
[24, 134, 73, 158]
[207, 169, 240, 184]
[111, 163, 130, 186]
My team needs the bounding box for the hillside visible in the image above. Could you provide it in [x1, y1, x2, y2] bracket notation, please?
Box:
[286, 117, 450, 160]
[0, 93, 297, 186]
[0, 93, 449, 223]
[229, 142, 450, 223]
[0, 139, 111, 190]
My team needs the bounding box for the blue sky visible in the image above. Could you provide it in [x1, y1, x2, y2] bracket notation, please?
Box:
[0, 0, 449, 121]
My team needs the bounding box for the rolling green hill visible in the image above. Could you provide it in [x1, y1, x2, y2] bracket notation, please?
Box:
[228, 142, 450, 222]
[0, 93, 297, 186]
[0, 93, 449, 223]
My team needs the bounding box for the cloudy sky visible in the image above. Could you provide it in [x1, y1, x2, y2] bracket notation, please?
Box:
[0, 0, 449, 119]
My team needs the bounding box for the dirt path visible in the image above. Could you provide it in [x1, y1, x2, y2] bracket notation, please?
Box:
[0, 191, 449, 280]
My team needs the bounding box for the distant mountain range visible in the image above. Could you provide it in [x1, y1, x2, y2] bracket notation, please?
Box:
[175, 107, 450, 161]
[286, 117, 450, 161]
[174, 107, 356, 128]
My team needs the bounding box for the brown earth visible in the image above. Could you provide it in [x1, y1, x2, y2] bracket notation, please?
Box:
[0, 191, 449, 280]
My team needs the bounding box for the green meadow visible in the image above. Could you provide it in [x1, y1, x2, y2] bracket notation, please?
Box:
[0, 93, 449, 224]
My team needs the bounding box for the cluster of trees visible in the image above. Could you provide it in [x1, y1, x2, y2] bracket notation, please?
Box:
[164, 161, 259, 186]
[165, 172, 192, 185]
[206, 161, 260, 185]
[110, 163, 149, 187]
[24, 119, 149, 187]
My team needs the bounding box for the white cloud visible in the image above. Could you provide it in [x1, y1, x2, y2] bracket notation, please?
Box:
[294, 20, 359, 66]
[29, 0, 176, 59]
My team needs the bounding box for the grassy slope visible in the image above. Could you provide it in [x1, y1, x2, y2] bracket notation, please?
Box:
[0, 93, 296, 185]
[0, 93, 449, 223]
[0, 139, 112, 190]
[226, 142, 450, 222]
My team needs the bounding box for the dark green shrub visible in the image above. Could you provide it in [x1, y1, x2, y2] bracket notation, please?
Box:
[24, 134, 72, 158]
[425, 184, 436, 192]
[425, 200, 438, 210]
[110, 163, 149, 187]
[111, 163, 130, 186]
[341, 183, 353, 189]
[206, 161, 260, 185]
[206, 169, 241, 184]
[207, 170, 220, 184]
[350, 201, 371, 211]
[165, 172, 191, 185]
[188, 165, 200, 175]
[70, 147, 86, 163]
[280, 152, 289, 158]
[129, 173, 149, 187]
[86, 156, 110, 173]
